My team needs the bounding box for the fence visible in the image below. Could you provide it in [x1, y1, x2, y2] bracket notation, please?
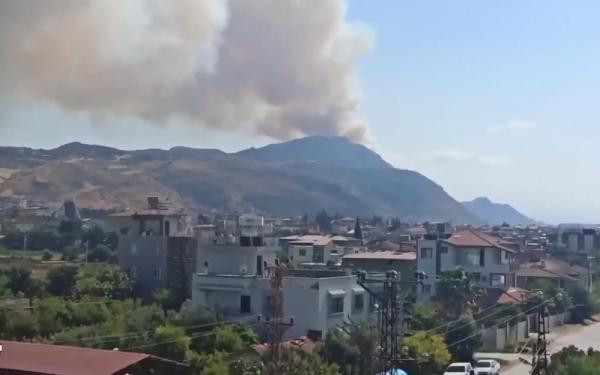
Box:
[480, 311, 571, 351]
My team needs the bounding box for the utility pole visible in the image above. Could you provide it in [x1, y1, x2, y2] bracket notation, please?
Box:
[356, 269, 427, 372]
[531, 291, 548, 375]
[259, 263, 294, 375]
[22, 231, 27, 253]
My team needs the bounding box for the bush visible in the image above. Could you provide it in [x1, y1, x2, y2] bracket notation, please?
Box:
[42, 250, 53, 261]
[87, 245, 111, 263]
[567, 285, 593, 323]
[46, 265, 79, 297]
[61, 245, 81, 261]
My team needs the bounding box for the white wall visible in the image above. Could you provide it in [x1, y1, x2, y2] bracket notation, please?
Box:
[197, 244, 278, 275]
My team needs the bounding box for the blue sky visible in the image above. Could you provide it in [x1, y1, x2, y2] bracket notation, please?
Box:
[2, 1, 600, 223]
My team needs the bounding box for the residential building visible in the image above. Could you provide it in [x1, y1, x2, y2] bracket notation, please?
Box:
[282, 235, 364, 267]
[192, 236, 278, 317]
[281, 269, 373, 340]
[331, 217, 356, 235]
[113, 197, 196, 297]
[549, 226, 600, 254]
[417, 229, 518, 300]
[516, 258, 591, 290]
[341, 250, 417, 283]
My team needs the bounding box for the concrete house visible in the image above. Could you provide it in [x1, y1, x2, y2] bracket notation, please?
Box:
[282, 235, 364, 267]
[113, 197, 196, 297]
[417, 229, 518, 300]
[516, 258, 591, 291]
[341, 250, 417, 283]
[192, 226, 374, 339]
[193, 239, 278, 317]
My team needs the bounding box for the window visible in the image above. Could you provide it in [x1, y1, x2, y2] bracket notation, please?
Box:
[129, 267, 137, 279]
[440, 247, 448, 254]
[421, 284, 431, 296]
[479, 248, 485, 266]
[354, 294, 364, 310]
[330, 296, 344, 314]
[469, 272, 481, 282]
[153, 267, 162, 280]
[420, 247, 433, 259]
[299, 248, 307, 256]
[240, 295, 251, 314]
[458, 248, 481, 266]
[490, 274, 506, 287]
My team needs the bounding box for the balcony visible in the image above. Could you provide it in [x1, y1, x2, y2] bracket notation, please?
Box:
[194, 273, 259, 292]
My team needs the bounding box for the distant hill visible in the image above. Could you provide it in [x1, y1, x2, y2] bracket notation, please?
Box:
[0, 136, 481, 223]
[461, 197, 536, 226]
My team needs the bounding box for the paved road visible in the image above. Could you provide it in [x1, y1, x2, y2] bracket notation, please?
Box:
[502, 322, 600, 374]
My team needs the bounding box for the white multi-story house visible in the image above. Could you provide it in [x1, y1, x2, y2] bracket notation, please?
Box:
[417, 229, 518, 301]
[193, 228, 278, 317]
[192, 231, 373, 339]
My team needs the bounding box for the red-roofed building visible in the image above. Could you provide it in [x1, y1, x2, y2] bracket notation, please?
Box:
[0, 340, 184, 375]
[417, 229, 519, 301]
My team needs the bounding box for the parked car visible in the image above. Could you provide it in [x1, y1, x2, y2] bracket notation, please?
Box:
[474, 359, 501, 375]
[443, 362, 475, 375]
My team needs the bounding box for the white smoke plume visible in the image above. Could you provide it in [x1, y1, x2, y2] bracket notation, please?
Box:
[0, 0, 372, 141]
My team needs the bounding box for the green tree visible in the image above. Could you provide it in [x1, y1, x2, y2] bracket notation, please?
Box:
[567, 285, 593, 323]
[265, 349, 340, 375]
[83, 225, 106, 249]
[316, 210, 332, 232]
[87, 244, 112, 263]
[153, 288, 178, 314]
[444, 316, 481, 362]
[229, 359, 263, 375]
[404, 331, 451, 374]
[353, 217, 363, 239]
[4, 266, 35, 296]
[321, 322, 378, 375]
[553, 355, 600, 375]
[149, 324, 191, 362]
[0, 309, 39, 339]
[42, 250, 53, 261]
[410, 303, 443, 331]
[214, 324, 257, 353]
[434, 268, 483, 319]
[75, 264, 132, 299]
[548, 345, 586, 373]
[47, 265, 79, 296]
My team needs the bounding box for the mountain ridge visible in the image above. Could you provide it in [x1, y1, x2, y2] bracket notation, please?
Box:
[461, 196, 536, 226]
[0, 136, 481, 223]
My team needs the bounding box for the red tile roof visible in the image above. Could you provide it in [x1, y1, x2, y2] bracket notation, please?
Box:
[0, 340, 150, 375]
[496, 287, 530, 305]
[442, 229, 517, 253]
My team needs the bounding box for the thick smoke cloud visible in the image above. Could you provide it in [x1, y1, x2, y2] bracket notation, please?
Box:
[0, 0, 371, 141]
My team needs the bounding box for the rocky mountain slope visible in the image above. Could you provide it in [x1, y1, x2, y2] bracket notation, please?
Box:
[0, 136, 480, 223]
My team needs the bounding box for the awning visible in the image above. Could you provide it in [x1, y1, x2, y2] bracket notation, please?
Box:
[352, 287, 365, 294]
[327, 289, 347, 297]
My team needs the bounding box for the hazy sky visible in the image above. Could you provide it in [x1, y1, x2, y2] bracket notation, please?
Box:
[1, 1, 599, 224]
